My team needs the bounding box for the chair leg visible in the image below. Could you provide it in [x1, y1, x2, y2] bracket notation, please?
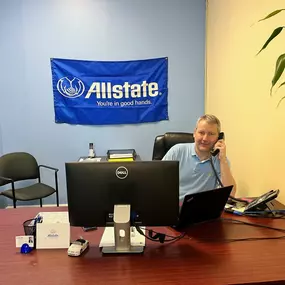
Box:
[40, 199, 43, 207]
[56, 191, 59, 207]
[12, 182, 16, 208]
[55, 171, 59, 207]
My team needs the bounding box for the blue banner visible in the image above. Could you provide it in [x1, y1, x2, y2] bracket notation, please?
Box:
[51, 57, 168, 125]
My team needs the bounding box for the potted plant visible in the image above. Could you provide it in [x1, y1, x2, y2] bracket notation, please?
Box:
[257, 9, 285, 106]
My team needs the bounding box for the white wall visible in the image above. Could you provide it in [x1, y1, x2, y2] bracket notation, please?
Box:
[206, 0, 285, 203]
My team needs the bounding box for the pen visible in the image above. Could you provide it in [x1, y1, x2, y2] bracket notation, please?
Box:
[34, 215, 43, 225]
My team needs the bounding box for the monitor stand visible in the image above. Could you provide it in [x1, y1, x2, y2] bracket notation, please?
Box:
[102, 204, 144, 254]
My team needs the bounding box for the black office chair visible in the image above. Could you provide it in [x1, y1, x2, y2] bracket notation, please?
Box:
[152, 132, 194, 160]
[0, 152, 59, 208]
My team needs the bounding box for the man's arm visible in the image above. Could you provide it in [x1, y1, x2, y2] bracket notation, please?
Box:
[215, 140, 236, 196]
[219, 159, 236, 196]
[162, 145, 179, 161]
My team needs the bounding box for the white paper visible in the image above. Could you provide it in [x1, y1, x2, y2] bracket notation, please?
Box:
[16, 235, 34, 248]
[79, 157, 101, 162]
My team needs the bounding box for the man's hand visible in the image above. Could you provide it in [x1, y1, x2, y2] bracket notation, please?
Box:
[215, 139, 236, 196]
[213, 139, 227, 161]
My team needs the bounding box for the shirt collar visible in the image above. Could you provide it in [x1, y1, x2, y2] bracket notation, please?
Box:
[191, 143, 210, 163]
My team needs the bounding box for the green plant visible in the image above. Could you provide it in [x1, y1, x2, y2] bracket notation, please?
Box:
[257, 9, 285, 106]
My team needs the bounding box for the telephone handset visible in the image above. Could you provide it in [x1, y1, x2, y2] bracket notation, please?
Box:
[210, 132, 224, 156]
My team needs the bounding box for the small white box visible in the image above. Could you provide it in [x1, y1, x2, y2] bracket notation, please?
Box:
[36, 212, 70, 249]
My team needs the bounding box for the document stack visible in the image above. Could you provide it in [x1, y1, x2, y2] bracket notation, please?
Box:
[107, 149, 136, 162]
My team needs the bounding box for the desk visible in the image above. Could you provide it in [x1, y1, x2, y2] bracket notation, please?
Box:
[2, 207, 285, 285]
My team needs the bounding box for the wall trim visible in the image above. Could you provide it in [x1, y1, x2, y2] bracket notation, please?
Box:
[5, 203, 68, 209]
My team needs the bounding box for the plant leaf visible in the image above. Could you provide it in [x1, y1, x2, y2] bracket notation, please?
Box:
[271, 54, 285, 95]
[277, 81, 285, 90]
[256, 27, 284, 55]
[277, 96, 285, 108]
[258, 9, 285, 22]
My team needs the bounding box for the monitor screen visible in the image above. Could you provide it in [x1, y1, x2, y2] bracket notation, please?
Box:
[65, 161, 179, 227]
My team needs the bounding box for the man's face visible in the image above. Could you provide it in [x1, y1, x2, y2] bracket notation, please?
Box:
[193, 120, 219, 153]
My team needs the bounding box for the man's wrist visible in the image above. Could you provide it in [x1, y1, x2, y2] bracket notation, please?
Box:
[219, 157, 228, 164]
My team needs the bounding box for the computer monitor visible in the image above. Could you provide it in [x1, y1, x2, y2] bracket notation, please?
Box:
[65, 160, 179, 254]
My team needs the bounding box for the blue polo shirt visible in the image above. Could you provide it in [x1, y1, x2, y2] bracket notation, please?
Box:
[162, 143, 224, 201]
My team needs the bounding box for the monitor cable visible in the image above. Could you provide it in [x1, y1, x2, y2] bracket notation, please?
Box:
[222, 217, 285, 232]
[227, 209, 285, 219]
[135, 225, 186, 244]
[189, 218, 285, 243]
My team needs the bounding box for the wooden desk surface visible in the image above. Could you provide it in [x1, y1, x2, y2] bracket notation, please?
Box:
[2, 206, 285, 285]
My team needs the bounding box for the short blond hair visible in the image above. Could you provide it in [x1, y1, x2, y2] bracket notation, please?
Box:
[196, 114, 221, 133]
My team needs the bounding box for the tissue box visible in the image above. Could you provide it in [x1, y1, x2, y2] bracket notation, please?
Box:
[36, 212, 70, 249]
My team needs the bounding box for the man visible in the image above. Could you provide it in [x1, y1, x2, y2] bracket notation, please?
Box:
[162, 114, 236, 201]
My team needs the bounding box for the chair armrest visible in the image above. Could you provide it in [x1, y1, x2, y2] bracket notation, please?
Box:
[38, 165, 59, 206]
[0, 176, 13, 183]
[38, 165, 59, 172]
[0, 176, 16, 203]
[0, 176, 15, 189]
[39, 164, 59, 207]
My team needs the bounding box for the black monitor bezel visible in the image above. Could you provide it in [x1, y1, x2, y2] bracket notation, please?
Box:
[65, 160, 179, 227]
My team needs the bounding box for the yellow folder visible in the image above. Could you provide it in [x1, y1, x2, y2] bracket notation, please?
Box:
[108, 158, 134, 162]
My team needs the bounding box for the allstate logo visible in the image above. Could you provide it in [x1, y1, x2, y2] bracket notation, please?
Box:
[47, 229, 59, 238]
[115, 166, 128, 180]
[56, 76, 85, 98]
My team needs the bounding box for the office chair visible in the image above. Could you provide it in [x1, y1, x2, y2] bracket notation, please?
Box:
[0, 152, 59, 208]
[152, 132, 194, 160]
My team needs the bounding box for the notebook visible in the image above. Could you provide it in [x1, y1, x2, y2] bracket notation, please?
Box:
[174, 185, 233, 229]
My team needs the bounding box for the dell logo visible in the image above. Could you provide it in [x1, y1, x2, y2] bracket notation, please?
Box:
[115, 166, 128, 179]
